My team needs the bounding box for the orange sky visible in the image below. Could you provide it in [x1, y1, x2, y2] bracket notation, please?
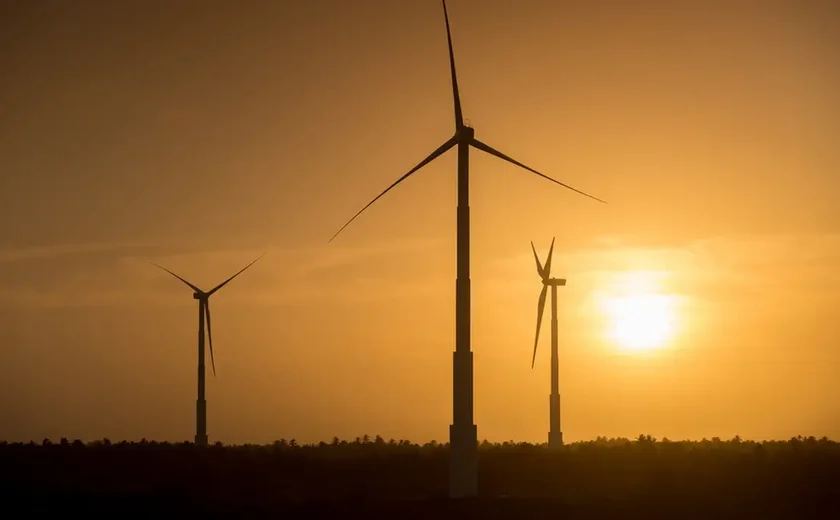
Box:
[1, 0, 839, 444]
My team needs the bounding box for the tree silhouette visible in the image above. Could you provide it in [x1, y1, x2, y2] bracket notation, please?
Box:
[2, 435, 838, 516]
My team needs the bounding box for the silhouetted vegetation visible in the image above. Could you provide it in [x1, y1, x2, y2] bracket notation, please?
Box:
[2, 435, 838, 518]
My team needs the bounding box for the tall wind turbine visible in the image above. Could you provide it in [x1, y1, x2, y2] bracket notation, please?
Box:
[329, 1, 605, 498]
[530, 238, 566, 448]
[151, 253, 264, 446]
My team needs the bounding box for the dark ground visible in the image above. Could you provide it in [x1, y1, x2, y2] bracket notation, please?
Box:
[3, 436, 839, 518]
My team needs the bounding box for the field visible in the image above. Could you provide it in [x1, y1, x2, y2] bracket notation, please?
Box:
[3, 435, 839, 518]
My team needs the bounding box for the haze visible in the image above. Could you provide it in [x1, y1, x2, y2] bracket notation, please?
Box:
[1, 0, 838, 445]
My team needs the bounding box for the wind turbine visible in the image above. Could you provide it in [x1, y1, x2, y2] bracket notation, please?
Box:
[530, 238, 566, 448]
[151, 253, 264, 446]
[329, 1, 605, 498]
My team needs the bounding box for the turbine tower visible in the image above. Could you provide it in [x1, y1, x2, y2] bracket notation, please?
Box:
[329, 1, 605, 497]
[151, 253, 264, 446]
[530, 238, 566, 448]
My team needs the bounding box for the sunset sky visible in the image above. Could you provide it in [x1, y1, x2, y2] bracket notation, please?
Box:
[1, 0, 839, 445]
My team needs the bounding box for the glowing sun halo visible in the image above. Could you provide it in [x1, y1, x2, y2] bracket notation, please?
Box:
[594, 269, 683, 354]
[602, 293, 676, 351]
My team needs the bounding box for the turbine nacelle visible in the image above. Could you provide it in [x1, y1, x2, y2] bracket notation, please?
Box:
[455, 124, 475, 141]
[193, 292, 203, 300]
[543, 278, 567, 287]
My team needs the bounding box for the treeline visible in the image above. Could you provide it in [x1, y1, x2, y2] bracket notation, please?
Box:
[2, 433, 839, 457]
[5, 433, 839, 450]
[2, 435, 839, 515]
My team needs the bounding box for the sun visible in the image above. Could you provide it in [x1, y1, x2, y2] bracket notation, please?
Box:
[596, 271, 680, 352]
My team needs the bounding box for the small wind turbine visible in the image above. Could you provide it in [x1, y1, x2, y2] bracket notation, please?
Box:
[151, 253, 264, 446]
[329, 0, 605, 498]
[531, 238, 565, 448]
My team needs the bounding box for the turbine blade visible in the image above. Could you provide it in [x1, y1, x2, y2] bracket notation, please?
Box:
[328, 137, 458, 243]
[442, 0, 463, 129]
[470, 138, 607, 204]
[532, 284, 548, 369]
[207, 253, 265, 296]
[150, 263, 202, 293]
[205, 301, 216, 377]
[530, 241, 544, 279]
[543, 237, 556, 280]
